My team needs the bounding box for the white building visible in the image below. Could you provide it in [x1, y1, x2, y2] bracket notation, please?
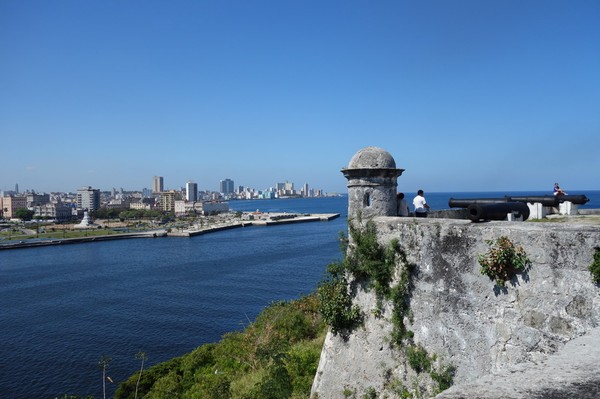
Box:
[76, 187, 100, 211]
[202, 201, 229, 215]
[174, 200, 229, 216]
[34, 203, 73, 222]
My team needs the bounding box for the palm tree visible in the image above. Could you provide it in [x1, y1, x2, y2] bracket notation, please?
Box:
[134, 351, 147, 399]
[98, 355, 112, 399]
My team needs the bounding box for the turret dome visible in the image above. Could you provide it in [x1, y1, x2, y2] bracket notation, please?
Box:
[347, 146, 397, 169]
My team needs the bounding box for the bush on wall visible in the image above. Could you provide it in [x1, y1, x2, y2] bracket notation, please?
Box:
[478, 236, 531, 287]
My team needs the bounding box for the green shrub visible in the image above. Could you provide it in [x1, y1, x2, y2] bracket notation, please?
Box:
[346, 221, 399, 299]
[362, 387, 377, 399]
[478, 236, 531, 287]
[285, 340, 323, 395]
[115, 357, 183, 399]
[588, 247, 600, 284]
[317, 263, 363, 334]
[406, 344, 431, 374]
[243, 357, 292, 399]
[318, 220, 416, 347]
[144, 370, 182, 398]
[389, 259, 414, 346]
[342, 387, 356, 398]
[430, 364, 456, 393]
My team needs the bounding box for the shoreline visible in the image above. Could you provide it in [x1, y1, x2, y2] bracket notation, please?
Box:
[0, 213, 340, 250]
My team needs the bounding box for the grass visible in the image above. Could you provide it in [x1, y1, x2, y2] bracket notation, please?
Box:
[0, 228, 132, 241]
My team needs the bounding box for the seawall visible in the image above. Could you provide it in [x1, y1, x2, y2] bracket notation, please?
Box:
[0, 230, 167, 250]
[311, 217, 600, 398]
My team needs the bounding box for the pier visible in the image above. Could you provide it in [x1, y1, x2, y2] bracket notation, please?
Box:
[166, 213, 340, 237]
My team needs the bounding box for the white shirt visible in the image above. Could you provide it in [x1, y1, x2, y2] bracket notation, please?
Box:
[413, 195, 427, 213]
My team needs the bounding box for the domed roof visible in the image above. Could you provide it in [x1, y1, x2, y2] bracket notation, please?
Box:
[347, 146, 397, 169]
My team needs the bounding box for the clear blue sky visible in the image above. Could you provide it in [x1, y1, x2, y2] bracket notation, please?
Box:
[1, 1, 598, 194]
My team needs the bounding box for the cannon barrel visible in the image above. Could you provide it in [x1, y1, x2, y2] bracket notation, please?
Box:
[448, 198, 508, 208]
[450, 194, 590, 210]
[507, 195, 559, 207]
[467, 202, 530, 222]
[556, 194, 589, 205]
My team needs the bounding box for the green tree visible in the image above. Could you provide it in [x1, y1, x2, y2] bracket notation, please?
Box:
[15, 208, 35, 221]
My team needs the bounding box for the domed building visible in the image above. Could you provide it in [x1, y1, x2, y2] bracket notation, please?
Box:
[341, 146, 404, 220]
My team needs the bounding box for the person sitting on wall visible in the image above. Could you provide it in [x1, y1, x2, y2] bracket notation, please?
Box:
[553, 182, 566, 196]
[412, 189, 430, 218]
[397, 192, 409, 216]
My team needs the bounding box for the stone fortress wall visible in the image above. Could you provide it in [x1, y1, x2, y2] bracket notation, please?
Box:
[311, 147, 600, 398]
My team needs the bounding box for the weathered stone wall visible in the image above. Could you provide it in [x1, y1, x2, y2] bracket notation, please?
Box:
[311, 217, 600, 398]
[346, 179, 398, 220]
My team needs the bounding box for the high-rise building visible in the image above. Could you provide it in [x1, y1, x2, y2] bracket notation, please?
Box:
[160, 190, 177, 212]
[303, 183, 309, 197]
[276, 181, 295, 196]
[220, 178, 234, 195]
[152, 176, 164, 194]
[186, 181, 198, 202]
[76, 187, 101, 211]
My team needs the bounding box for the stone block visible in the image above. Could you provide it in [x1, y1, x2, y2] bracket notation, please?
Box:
[559, 201, 579, 215]
[527, 202, 548, 219]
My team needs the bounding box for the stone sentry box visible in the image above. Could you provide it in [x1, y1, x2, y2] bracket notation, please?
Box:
[341, 146, 404, 220]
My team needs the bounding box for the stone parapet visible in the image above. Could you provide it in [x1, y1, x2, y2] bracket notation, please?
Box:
[312, 217, 600, 398]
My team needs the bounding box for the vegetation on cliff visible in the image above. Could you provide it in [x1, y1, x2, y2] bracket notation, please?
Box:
[317, 219, 455, 398]
[114, 294, 326, 399]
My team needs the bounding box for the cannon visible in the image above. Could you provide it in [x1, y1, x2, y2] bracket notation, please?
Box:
[450, 196, 558, 208]
[556, 194, 590, 205]
[448, 198, 508, 208]
[506, 195, 559, 207]
[467, 202, 530, 222]
[449, 194, 590, 209]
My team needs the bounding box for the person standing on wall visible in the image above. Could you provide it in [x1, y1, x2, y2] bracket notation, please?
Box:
[413, 189, 430, 218]
[397, 192, 410, 216]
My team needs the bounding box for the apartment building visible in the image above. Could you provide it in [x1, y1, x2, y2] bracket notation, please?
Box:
[1, 195, 28, 219]
[76, 187, 101, 211]
[160, 190, 178, 212]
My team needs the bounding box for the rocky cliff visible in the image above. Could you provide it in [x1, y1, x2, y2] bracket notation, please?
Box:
[311, 217, 600, 398]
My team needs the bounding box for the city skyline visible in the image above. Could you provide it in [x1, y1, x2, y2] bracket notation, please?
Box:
[1, 1, 599, 194]
[0, 175, 325, 197]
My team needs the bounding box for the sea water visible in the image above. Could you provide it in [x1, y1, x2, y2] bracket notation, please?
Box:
[1, 192, 598, 398]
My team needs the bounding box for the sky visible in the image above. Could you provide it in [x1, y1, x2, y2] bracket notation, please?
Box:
[1, 0, 599, 195]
